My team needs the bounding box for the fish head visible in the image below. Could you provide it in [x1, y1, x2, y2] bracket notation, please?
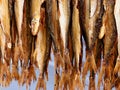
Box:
[31, 18, 40, 36]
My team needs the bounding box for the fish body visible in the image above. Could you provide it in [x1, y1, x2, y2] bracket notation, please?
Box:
[34, 8, 47, 90]
[103, 0, 117, 61]
[14, 0, 24, 44]
[31, 0, 44, 36]
[0, 0, 11, 86]
[58, 0, 70, 50]
[0, 0, 11, 42]
[98, 0, 117, 88]
[72, 0, 81, 71]
[113, 0, 120, 76]
[82, 0, 104, 84]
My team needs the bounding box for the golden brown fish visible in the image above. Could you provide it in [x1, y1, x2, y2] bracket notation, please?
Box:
[82, 0, 104, 85]
[72, 0, 82, 72]
[114, 0, 120, 75]
[19, 1, 35, 88]
[34, 7, 47, 90]
[31, 0, 45, 36]
[8, 0, 20, 80]
[71, 0, 83, 89]
[58, 0, 72, 89]
[98, 0, 117, 89]
[0, 0, 12, 86]
[89, 39, 103, 90]
[14, 0, 24, 55]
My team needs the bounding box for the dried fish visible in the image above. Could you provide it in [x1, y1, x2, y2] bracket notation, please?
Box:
[82, 0, 104, 85]
[98, 0, 117, 89]
[31, 0, 45, 36]
[114, 0, 120, 75]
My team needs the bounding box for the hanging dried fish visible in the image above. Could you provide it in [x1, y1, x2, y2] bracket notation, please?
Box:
[0, 0, 12, 87]
[34, 7, 47, 90]
[19, 0, 35, 88]
[8, 0, 20, 80]
[71, 0, 83, 89]
[31, 0, 45, 36]
[89, 39, 103, 90]
[98, 0, 117, 89]
[82, 0, 104, 84]
[58, 0, 73, 89]
[114, 0, 120, 76]
[45, 0, 64, 89]
[14, 0, 24, 58]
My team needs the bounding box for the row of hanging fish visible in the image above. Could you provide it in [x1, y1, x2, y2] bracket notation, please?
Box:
[0, 0, 120, 90]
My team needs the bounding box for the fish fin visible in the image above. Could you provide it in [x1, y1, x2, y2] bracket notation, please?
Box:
[18, 44, 24, 61]
[98, 62, 106, 88]
[59, 70, 72, 90]
[54, 73, 60, 90]
[99, 24, 106, 39]
[82, 54, 90, 85]
[82, 51, 97, 86]
[73, 71, 84, 90]
[32, 49, 38, 67]
[90, 53, 97, 73]
[0, 62, 12, 87]
[45, 69, 48, 81]
[26, 65, 36, 89]
[35, 74, 46, 90]
[114, 56, 120, 74]
[104, 78, 111, 90]
[11, 65, 19, 80]
[54, 51, 64, 71]
[59, 71, 67, 89]
[18, 67, 27, 86]
[89, 76, 95, 90]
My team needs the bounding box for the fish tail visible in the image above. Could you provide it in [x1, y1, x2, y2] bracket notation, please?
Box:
[54, 51, 64, 71]
[35, 74, 46, 90]
[59, 72, 65, 89]
[104, 78, 111, 90]
[90, 52, 97, 73]
[18, 67, 27, 86]
[114, 56, 120, 74]
[74, 72, 84, 90]
[82, 53, 90, 85]
[98, 61, 106, 88]
[28, 65, 36, 83]
[1, 62, 12, 87]
[82, 51, 97, 79]
[59, 71, 70, 90]
[54, 73, 60, 90]
[89, 76, 95, 90]
[89, 69, 95, 90]
[18, 43, 24, 61]
[11, 65, 19, 80]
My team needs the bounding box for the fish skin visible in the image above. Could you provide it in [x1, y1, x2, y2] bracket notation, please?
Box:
[82, 0, 104, 85]
[89, 0, 104, 50]
[0, 0, 11, 60]
[98, 0, 117, 88]
[58, 0, 70, 50]
[103, 0, 117, 62]
[89, 39, 103, 90]
[14, 0, 24, 44]
[0, 0, 11, 43]
[14, 0, 25, 66]
[0, 1, 12, 86]
[31, 0, 45, 36]
[114, 0, 120, 75]
[71, 0, 82, 71]
[34, 8, 47, 90]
